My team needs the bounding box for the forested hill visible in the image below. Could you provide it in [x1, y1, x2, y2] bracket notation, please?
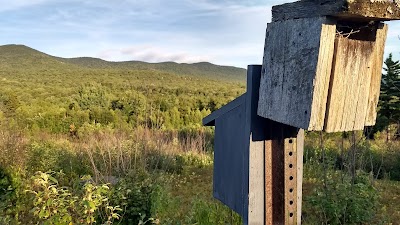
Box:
[0, 44, 246, 82]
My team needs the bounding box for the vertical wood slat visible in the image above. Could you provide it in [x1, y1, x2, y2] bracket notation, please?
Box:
[265, 139, 273, 225]
[265, 138, 285, 225]
[365, 23, 389, 126]
[324, 37, 375, 132]
[247, 65, 267, 225]
[265, 127, 304, 225]
[285, 137, 297, 224]
[248, 136, 265, 224]
[296, 130, 304, 225]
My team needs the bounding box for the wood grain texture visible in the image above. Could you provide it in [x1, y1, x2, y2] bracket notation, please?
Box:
[248, 138, 265, 225]
[246, 65, 265, 225]
[296, 130, 304, 225]
[309, 22, 337, 130]
[258, 17, 336, 131]
[284, 137, 297, 225]
[264, 124, 302, 225]
[265, 139, 285, 225]
[365, 23, 389, 126]
[324, 37, 375, 132]
[272, 0, 400, 22]
[265, 139, 273, 225]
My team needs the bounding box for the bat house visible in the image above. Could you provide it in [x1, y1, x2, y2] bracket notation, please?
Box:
[257, 0, 400, 132]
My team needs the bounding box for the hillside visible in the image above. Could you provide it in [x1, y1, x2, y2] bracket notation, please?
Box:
[0, 44, 246, 82]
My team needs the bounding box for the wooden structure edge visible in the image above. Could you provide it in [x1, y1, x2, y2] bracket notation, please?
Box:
[272, 0, 400, 22]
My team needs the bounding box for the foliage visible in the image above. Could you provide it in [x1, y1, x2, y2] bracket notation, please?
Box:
[306, 171, 378, 225]
[0, 45, 245, 134]
[150, 183, 242, 225]
[0, 45, 399, 224]
[373, 53, 400, 139]
[109, 170, 155, 225]
[26, 171, 122, 225]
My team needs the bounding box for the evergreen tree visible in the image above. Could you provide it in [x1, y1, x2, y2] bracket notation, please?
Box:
[377, 54, 400, 140]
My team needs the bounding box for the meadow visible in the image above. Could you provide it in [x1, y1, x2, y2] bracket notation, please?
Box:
[0, 44, 399, 225]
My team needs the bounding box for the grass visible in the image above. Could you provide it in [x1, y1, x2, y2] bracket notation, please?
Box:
[376, 180, 400, 223]
[1, 124, 400, 224]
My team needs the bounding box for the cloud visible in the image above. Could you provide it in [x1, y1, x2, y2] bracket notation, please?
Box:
[0, 0, 51, 12]
[97, 45, 212, 63]
[1, 0, 399, 68]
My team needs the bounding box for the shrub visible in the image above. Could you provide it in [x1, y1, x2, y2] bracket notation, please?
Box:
[146, 152, 184, 174]
[305, 171, 378, 225]
[25, 171, 122, 225]
[109, 170, 155, 225]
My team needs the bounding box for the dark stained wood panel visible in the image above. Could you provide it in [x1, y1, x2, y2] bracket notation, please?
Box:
[214, 103, 247, 217]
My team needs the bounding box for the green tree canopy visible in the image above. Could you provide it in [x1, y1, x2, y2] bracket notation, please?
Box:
[376, 53, 400, 139]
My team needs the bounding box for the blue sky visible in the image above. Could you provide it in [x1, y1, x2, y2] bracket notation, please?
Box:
[0, 0, 399, 68]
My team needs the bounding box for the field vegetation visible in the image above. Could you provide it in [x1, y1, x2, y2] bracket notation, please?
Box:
[0, 44, 399, 224]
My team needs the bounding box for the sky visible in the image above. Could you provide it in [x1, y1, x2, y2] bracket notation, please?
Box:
[0, 0, 399, 68]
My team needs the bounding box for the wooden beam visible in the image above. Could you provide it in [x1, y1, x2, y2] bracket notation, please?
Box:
[296, 130, 304, 225]
[272, 0, 400, 22]
[365, 23, 389, 126]
[248, 136, 265, 224]
[265, 125, 304, 225]
[247, 66, 266, 224]
[284, 137, 297, 224]
[265, 138, 285, 225]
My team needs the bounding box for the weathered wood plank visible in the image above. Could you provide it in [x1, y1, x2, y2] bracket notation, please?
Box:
[258, 17, 336, 131]
[264, 123, 302, 225]
[246, 65, 265, 225]
[272, 0, 400, 22]
[324, 37, 375, 132]
[353, 43, 374, 130]
[309, 22, 337, 130]
[296, 130, 304, 225]
[265, 139, 285, 225]
[285, 137, 297, 225]
[365, 23, 389, 126]
[265, 139, 273, 225]
[248, 138, 265, 225]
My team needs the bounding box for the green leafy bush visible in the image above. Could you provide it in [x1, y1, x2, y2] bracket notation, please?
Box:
[109, 170, 155, 225]
[26, 171, 122, 225]
[306, 171, 378, 225]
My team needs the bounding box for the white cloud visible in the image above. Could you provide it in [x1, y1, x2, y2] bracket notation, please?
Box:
[0, 0, 51, 12]
[1, 0, 399, 67]
[97, 45, 212, 63]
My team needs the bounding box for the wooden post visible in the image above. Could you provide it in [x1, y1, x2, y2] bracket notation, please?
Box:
[265, 124, 304, 225]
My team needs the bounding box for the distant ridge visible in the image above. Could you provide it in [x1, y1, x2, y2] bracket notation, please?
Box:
[0, 44, 246, 82]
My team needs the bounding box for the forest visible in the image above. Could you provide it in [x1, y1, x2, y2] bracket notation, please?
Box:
[0, 44, 399, 225]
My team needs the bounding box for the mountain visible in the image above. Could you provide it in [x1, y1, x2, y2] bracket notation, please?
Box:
[0, 44, 246, 82]
[0, 44, 76, 71]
